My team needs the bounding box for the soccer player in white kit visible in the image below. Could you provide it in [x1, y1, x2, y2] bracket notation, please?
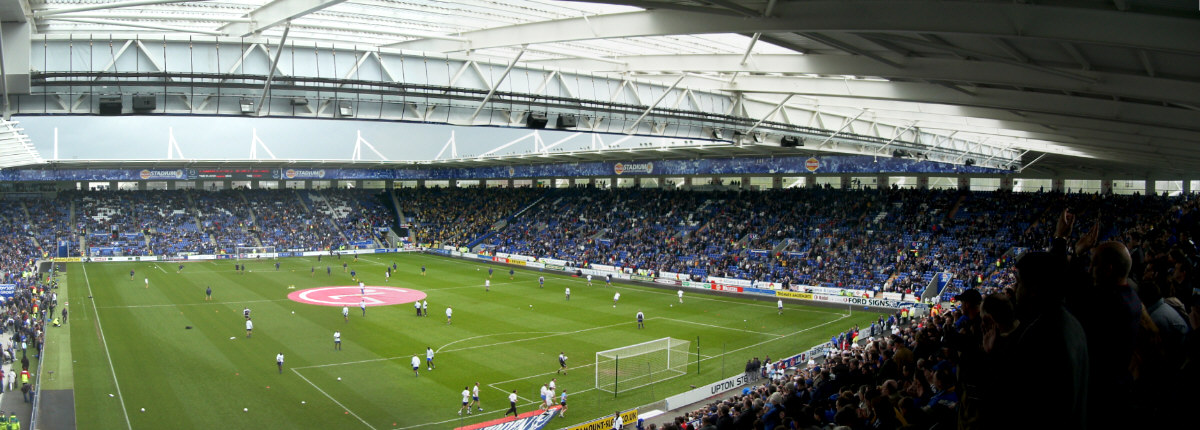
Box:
[678, 289, 683, 304]
[426, 347, 435, 370]
[412, 355, 421, 377]
[777, 299, 784, 315]
[459, 386, 472, 416]
[613, 292, 620, 307]
[343, 306, 349, 322]
[144, 277, 149, 289]
[565, 287, 571, 301]
[245, 318, 253, 338]
[587, 274, 592, 286]
[446, 307, 453, 324]
[470, 382, 482, 412]
[485, 279, 490, 292]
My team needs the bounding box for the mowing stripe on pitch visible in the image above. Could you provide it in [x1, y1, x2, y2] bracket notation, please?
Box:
[81, 264, 133, 430]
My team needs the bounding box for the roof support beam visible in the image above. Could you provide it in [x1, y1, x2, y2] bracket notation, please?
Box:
[254, 22, 291, 116]
[468, 47, 526, 122]
[1059, 42, 1092, 71]
[219, 0, 349, 38]
[801, 32, 902, 69]
[1137, 50, 1156, 77]
[625, 74, 686, 134]
[746, 94, 792, 135]
[33, 0, 208, 17]
[388, 2, 1200, 56]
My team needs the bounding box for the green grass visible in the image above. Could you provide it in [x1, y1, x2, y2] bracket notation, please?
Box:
[66, 252, 883, 430]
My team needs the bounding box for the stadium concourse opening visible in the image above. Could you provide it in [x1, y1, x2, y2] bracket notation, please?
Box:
[288, 286, 427, 306]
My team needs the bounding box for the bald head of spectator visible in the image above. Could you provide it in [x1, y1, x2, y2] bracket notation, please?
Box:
[1092, 241, 1132, 287]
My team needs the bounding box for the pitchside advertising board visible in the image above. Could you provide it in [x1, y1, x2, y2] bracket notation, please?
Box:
[564, 409, 638, 430]
[664, 373, 761, 410]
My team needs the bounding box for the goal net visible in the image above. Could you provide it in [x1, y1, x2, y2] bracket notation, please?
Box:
[595, 337, 690, 394]
[235, 246, 277, 260]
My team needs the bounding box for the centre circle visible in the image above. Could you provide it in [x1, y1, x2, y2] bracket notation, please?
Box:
[287, 286, 427, 307]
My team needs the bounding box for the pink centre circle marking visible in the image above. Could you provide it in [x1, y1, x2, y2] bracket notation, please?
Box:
[288, 286, 427, 307]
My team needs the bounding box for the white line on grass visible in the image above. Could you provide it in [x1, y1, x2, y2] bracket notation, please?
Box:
[294, 320, 635, 371]
[96, 298, 291, 309]
[656, 317, 784, 337]
[80, 264, 133, 430]
[292, 368, 378, 430]
[402, 253, 841, 315]
[436, 332, 558, 354]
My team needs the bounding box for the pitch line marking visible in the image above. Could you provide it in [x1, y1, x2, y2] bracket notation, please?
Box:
[295, 320, 638, 371]
[656, 317, 785, 337]
[96, 298, 291, 309]
[292, 368, 378, 430]
[435, 332, 558, 354]
[81, 264, 133, 430]
[404, 252, 842, 315]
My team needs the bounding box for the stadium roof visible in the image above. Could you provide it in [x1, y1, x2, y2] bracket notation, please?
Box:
[7, 0, 1200, 177]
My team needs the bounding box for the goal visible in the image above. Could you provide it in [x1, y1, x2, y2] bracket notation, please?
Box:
[595, 337, 691, 394]
[235, 246, 277, 260]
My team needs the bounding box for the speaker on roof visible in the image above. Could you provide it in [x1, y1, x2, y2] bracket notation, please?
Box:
[98, 97, 123, 116]
[132, 95, 156, 112]
[780, 136, 802, 147]
[556, 114, 577, 129]
[527, 112, 548, 129]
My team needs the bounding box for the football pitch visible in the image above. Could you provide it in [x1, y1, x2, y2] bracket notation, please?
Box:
[59, 252, 883, 429]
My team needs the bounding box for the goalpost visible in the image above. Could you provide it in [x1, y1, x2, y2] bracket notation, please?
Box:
[234, 246, 277, 260]
[595, 337, 691, 395]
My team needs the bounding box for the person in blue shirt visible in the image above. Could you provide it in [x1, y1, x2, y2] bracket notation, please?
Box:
[636, 311, 644, 329]
[205, 286, 212, 301]
[605, 274, 612, 286]
[509, 269, 515, 280]
[488, 267, 493, 279]
[275, 262, 280, 271]
[421, 265, 426, 276]
[326, 266, 332, 276]
[130, 269, 135, 281]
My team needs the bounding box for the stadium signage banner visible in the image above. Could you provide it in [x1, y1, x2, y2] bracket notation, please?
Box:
[281, 168, 327, 179]
[631, 274, 654, 282]
[659, 271, 688, 281]
[711, 284, 743, 293]
[565, 409, 638, 430]
[0, 284, 15, 300]
[681, 280, 709, 289]
[138, 169, 186, 180]
[540, 258, 570, 267]
[803, 286, 844, 295]
[753, 281, 785, 290]
[776, 291, 814, 300]
[654, 278, 682, 286]
[742, 287, 775, 296]
[707, 276, 752, 287]
[525, 261, 545, 269]
[664, 373, 760, 410]
[544, 264, 566, 271]
[458, 407, 560, 430]
[613, 162, 654, 175]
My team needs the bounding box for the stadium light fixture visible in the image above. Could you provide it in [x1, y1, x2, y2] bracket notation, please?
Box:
[338, 102, 353, 117]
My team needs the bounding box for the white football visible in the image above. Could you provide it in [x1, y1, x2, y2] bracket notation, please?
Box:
[140, 408, 145, 412]
[243, 408, 248, 412]
[337, 377, 342, 381]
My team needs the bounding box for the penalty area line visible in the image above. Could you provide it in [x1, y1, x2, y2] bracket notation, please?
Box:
[292, 368, 378, 430]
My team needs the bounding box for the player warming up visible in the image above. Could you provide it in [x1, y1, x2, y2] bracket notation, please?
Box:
[557, 352, 568, 375]
[485, 279, 490, 292]
[612, 292, 620, 307]
[469, 382, 482, 412]
[636, 311, 645, 329]
[678, 289, 683, 304]
[412, 355, 421, 377]
[276, 352, 284, 374]
[459, 386, 472, 416]
[334, 330, 341, 351]
[445, 306, 453, 325]
[777, 299, 783, 315]
[539, 276, 544, 288]
[426, 347, 435, 370]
